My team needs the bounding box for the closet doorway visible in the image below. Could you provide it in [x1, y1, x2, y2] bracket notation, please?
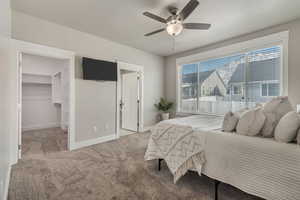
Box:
[117, 62, 144, 137]
[18, 52, 72, 159]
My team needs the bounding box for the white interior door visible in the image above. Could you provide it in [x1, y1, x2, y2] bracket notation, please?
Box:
[121, 72, 138, 132]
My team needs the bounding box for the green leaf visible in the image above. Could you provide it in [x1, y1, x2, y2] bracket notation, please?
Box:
[154, 98, 174, 112]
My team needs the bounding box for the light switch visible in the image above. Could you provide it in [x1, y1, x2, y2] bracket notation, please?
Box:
[93, 126, 98, 132]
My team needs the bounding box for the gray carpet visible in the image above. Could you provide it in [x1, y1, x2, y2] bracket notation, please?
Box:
[21, 127, 68, 158]
[9, 130, 263, 200]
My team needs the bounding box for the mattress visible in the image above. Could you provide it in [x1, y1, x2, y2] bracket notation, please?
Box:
[201, 130, 300, 200]
[158, 115, 300, 200]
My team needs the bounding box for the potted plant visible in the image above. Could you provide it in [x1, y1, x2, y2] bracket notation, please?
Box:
[154, 98, 174, 120]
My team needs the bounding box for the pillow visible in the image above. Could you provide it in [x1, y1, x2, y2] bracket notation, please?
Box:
[236, 107, 266, 136]
[261, 96, 293, 137]
[233, 108, 248, 119]
[274, 111, 300, 143]
[222, 111, 239, 132]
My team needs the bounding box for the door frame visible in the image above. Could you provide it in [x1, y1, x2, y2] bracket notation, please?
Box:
[12, 39, 76, 163]
[116, 62, 144, 138]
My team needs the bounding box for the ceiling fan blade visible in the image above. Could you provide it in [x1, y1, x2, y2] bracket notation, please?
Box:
[179, 0, 199, 21]
[183, 23, 211, 30]
[143, 12, 167, 23]
[144, 28, 165, 36]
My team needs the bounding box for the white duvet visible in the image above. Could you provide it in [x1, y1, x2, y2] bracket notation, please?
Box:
[202, 130, 300, 200]
[146, 115, 300, 200]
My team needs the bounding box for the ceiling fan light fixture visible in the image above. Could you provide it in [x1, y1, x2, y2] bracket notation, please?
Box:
[166, 20, 183, 36]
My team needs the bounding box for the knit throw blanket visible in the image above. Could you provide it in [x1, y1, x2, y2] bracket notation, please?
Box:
[144, 122, 206, 183]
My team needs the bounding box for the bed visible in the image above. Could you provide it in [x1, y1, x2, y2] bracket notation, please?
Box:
[145, 115, 300, 200]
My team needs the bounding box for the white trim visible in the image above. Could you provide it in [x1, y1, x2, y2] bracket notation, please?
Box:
[72, 134, 116, 149]
[233, 85, 242, 95]
[260, 82, 280, 97]
[176, 31, 289, 113]
[3, 165, 11, 200]
[12, 39, 76, 163]
[22, 123, 60, 131]
[116, 61, 144, 139]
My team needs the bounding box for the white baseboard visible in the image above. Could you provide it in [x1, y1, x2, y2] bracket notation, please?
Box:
[3, 165, 11, 200]
[22, 123, 60, 131]
[71, 134, 117, 150]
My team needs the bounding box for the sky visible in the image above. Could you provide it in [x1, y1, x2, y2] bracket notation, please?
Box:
[182, 46, 280, 74]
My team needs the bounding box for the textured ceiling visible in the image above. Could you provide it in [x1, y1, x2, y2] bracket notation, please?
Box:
[11, 0, 300, 56]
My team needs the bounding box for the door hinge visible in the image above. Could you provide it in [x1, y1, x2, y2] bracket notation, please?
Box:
[18, 144, 21, 150]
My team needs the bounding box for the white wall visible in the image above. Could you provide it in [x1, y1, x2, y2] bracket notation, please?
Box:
[22, 84, 61, 131]
[22, 53, 66, 75]
[11, 11, 164, 143]
[75, 80, 116, 142]
[0, 0, 11, 199]
[165, 19, 300, 108]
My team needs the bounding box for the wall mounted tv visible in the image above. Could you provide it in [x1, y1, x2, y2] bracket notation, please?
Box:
[82, 57, 117, 81]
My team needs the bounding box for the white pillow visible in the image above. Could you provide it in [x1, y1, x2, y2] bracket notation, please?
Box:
[261, 96, 293, 137]
[236, 107, 266, 136]
[222, 111, 239, 132]
[274, 111, 300, 143]
[233, 108, 248, 119]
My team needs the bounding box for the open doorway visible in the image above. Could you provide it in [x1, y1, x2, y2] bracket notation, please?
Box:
[19, 53, 71, 158]
[117, 62, 144, 137]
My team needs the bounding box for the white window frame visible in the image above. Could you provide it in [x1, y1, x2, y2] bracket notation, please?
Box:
[176, 31, 289, 114]
[260, 81, 280, 97]
[232, 84, 243, 95]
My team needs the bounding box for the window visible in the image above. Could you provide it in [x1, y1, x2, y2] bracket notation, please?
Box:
[179, 46, 282, 115]
[261, 82, 280, 97]
[233, 85, 242, 95]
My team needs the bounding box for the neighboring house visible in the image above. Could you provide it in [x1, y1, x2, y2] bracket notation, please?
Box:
[227, 58, 280, 102]
[181, 70, 227, 99]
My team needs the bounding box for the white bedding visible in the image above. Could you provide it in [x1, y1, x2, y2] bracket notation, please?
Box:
[146, 115, 300, 200]
[162, 115, 223, 131]
[202, 130, 300, 200]
[145, 115, 223, 182]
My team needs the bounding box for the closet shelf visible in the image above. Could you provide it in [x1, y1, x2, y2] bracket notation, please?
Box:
[22, 73, 52, 85]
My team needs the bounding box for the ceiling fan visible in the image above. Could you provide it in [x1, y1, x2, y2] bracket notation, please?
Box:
[143, 0, 211, 37]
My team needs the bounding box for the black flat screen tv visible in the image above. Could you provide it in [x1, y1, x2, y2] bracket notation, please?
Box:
[82, 57, 117, 81]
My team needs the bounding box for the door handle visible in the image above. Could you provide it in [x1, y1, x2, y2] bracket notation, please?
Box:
[120, 102, 124, 109]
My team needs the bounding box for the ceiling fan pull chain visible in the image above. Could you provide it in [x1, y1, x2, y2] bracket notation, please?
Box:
[172, 36, 176, 52]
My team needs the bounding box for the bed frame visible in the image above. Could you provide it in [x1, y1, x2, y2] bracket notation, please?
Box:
[158, 159, 220, 200]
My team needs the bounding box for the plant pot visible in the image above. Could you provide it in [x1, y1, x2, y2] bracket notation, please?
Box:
[161, 113, 170, 121]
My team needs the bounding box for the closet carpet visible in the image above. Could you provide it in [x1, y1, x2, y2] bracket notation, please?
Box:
[9, 130, 262, 200]
[21, 127, 68, 158]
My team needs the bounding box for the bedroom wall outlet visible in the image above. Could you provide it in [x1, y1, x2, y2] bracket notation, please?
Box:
[297, 104, 300, 113]
[93, 126, 98, 132]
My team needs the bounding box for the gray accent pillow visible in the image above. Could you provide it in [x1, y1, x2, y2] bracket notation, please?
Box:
[236, 107, 266, 136]
[234, 108, 248, 119]
[261, 96, 293, 137]
[222, 111, 239, 132]
[274, 111, 300, 143]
